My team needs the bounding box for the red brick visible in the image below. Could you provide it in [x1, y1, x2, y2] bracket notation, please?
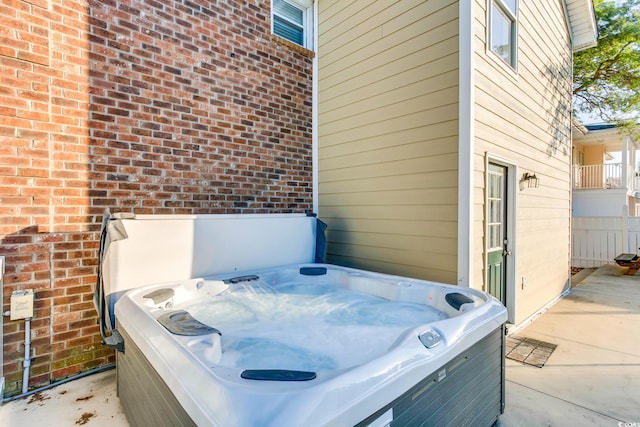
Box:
[0, 0, 312, 397]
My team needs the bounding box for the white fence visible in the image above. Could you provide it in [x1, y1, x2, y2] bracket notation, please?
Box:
[572, 216, 640, 267]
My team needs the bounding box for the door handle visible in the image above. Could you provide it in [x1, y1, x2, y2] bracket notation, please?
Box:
[502, 239, 511, 257]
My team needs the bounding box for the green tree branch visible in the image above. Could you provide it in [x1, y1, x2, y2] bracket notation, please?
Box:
[573, 0, 640, 132]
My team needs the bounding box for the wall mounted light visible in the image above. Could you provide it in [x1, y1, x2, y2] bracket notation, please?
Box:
[520, 172, 540, 190]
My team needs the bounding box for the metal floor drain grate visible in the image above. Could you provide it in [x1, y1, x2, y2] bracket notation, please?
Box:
[506, 336, 557, 368]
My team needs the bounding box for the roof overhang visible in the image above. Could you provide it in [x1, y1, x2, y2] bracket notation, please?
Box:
[573, 126, 637, 153]
[564, 0, 598, 52]
[572, 117, 589, 136]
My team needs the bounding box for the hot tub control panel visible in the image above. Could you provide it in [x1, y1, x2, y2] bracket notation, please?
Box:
[419, 330, 442, 349]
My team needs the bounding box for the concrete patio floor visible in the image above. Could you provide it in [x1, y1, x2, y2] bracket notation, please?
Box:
[0, 368, 127, 426]
[1, 263, 638, 426]
[498, 263, 640, 426]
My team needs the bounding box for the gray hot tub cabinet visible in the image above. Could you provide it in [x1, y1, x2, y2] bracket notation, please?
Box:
[99, 214, 506, 426]
[116, 324, 506, 427]
[356, 325, 505, 426]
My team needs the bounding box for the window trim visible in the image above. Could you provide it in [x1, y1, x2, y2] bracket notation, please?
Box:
[272, 0, 314, 50]
[488, 0, 518, 71]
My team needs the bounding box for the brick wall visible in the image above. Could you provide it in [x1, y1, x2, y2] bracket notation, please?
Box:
[0, 0, 313, 396]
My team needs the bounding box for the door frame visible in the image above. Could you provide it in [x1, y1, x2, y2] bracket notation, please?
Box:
[485, 154, 517, 323]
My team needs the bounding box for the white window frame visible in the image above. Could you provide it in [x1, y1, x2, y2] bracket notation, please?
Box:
[272, 0, 314, 50]
[488, 0, 518, 70]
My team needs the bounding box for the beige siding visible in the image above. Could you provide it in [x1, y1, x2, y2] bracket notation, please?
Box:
[474, 0, 573, 323]
[318, 0, 460, 283]
[583, 145, 605, 165]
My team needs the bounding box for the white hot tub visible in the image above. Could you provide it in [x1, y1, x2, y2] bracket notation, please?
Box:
[95, 213, 507, 427]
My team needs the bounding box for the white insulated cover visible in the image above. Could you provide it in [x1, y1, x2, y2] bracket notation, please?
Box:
[101, 213, 319, 298]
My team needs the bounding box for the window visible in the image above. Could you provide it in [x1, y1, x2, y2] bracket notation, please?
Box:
[489, 0, 517, 68]
[272, 0, 313, 50]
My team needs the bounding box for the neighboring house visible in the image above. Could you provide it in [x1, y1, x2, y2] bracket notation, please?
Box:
[316, 0, 597, 327]
[572, 124, 640, 216]
[571, 124, 640, 267]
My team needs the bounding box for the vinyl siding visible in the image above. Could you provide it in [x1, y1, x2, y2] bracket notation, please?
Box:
[318, 0, 460, 283]
[474, 0, 573, 323]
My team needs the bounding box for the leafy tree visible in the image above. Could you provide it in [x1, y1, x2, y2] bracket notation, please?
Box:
[573, 0, 640, 131]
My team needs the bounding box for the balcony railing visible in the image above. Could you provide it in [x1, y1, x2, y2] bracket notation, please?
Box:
[573, 163, 624, 189]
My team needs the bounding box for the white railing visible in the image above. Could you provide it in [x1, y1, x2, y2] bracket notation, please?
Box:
[573, 163, 624, 189]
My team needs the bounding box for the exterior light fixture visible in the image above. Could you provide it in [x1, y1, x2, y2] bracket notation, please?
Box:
[520, 172, 539, 190]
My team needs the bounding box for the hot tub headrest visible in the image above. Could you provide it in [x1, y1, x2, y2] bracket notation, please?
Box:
[157, 310, 221, 336]
[445, 292, 474, 311]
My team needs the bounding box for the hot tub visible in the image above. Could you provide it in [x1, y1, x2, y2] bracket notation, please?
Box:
[96, 213, 507, 426]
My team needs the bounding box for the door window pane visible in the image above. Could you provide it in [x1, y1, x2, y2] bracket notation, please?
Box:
[490, 200, 501, 223]
[487, 164, 506, 251]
